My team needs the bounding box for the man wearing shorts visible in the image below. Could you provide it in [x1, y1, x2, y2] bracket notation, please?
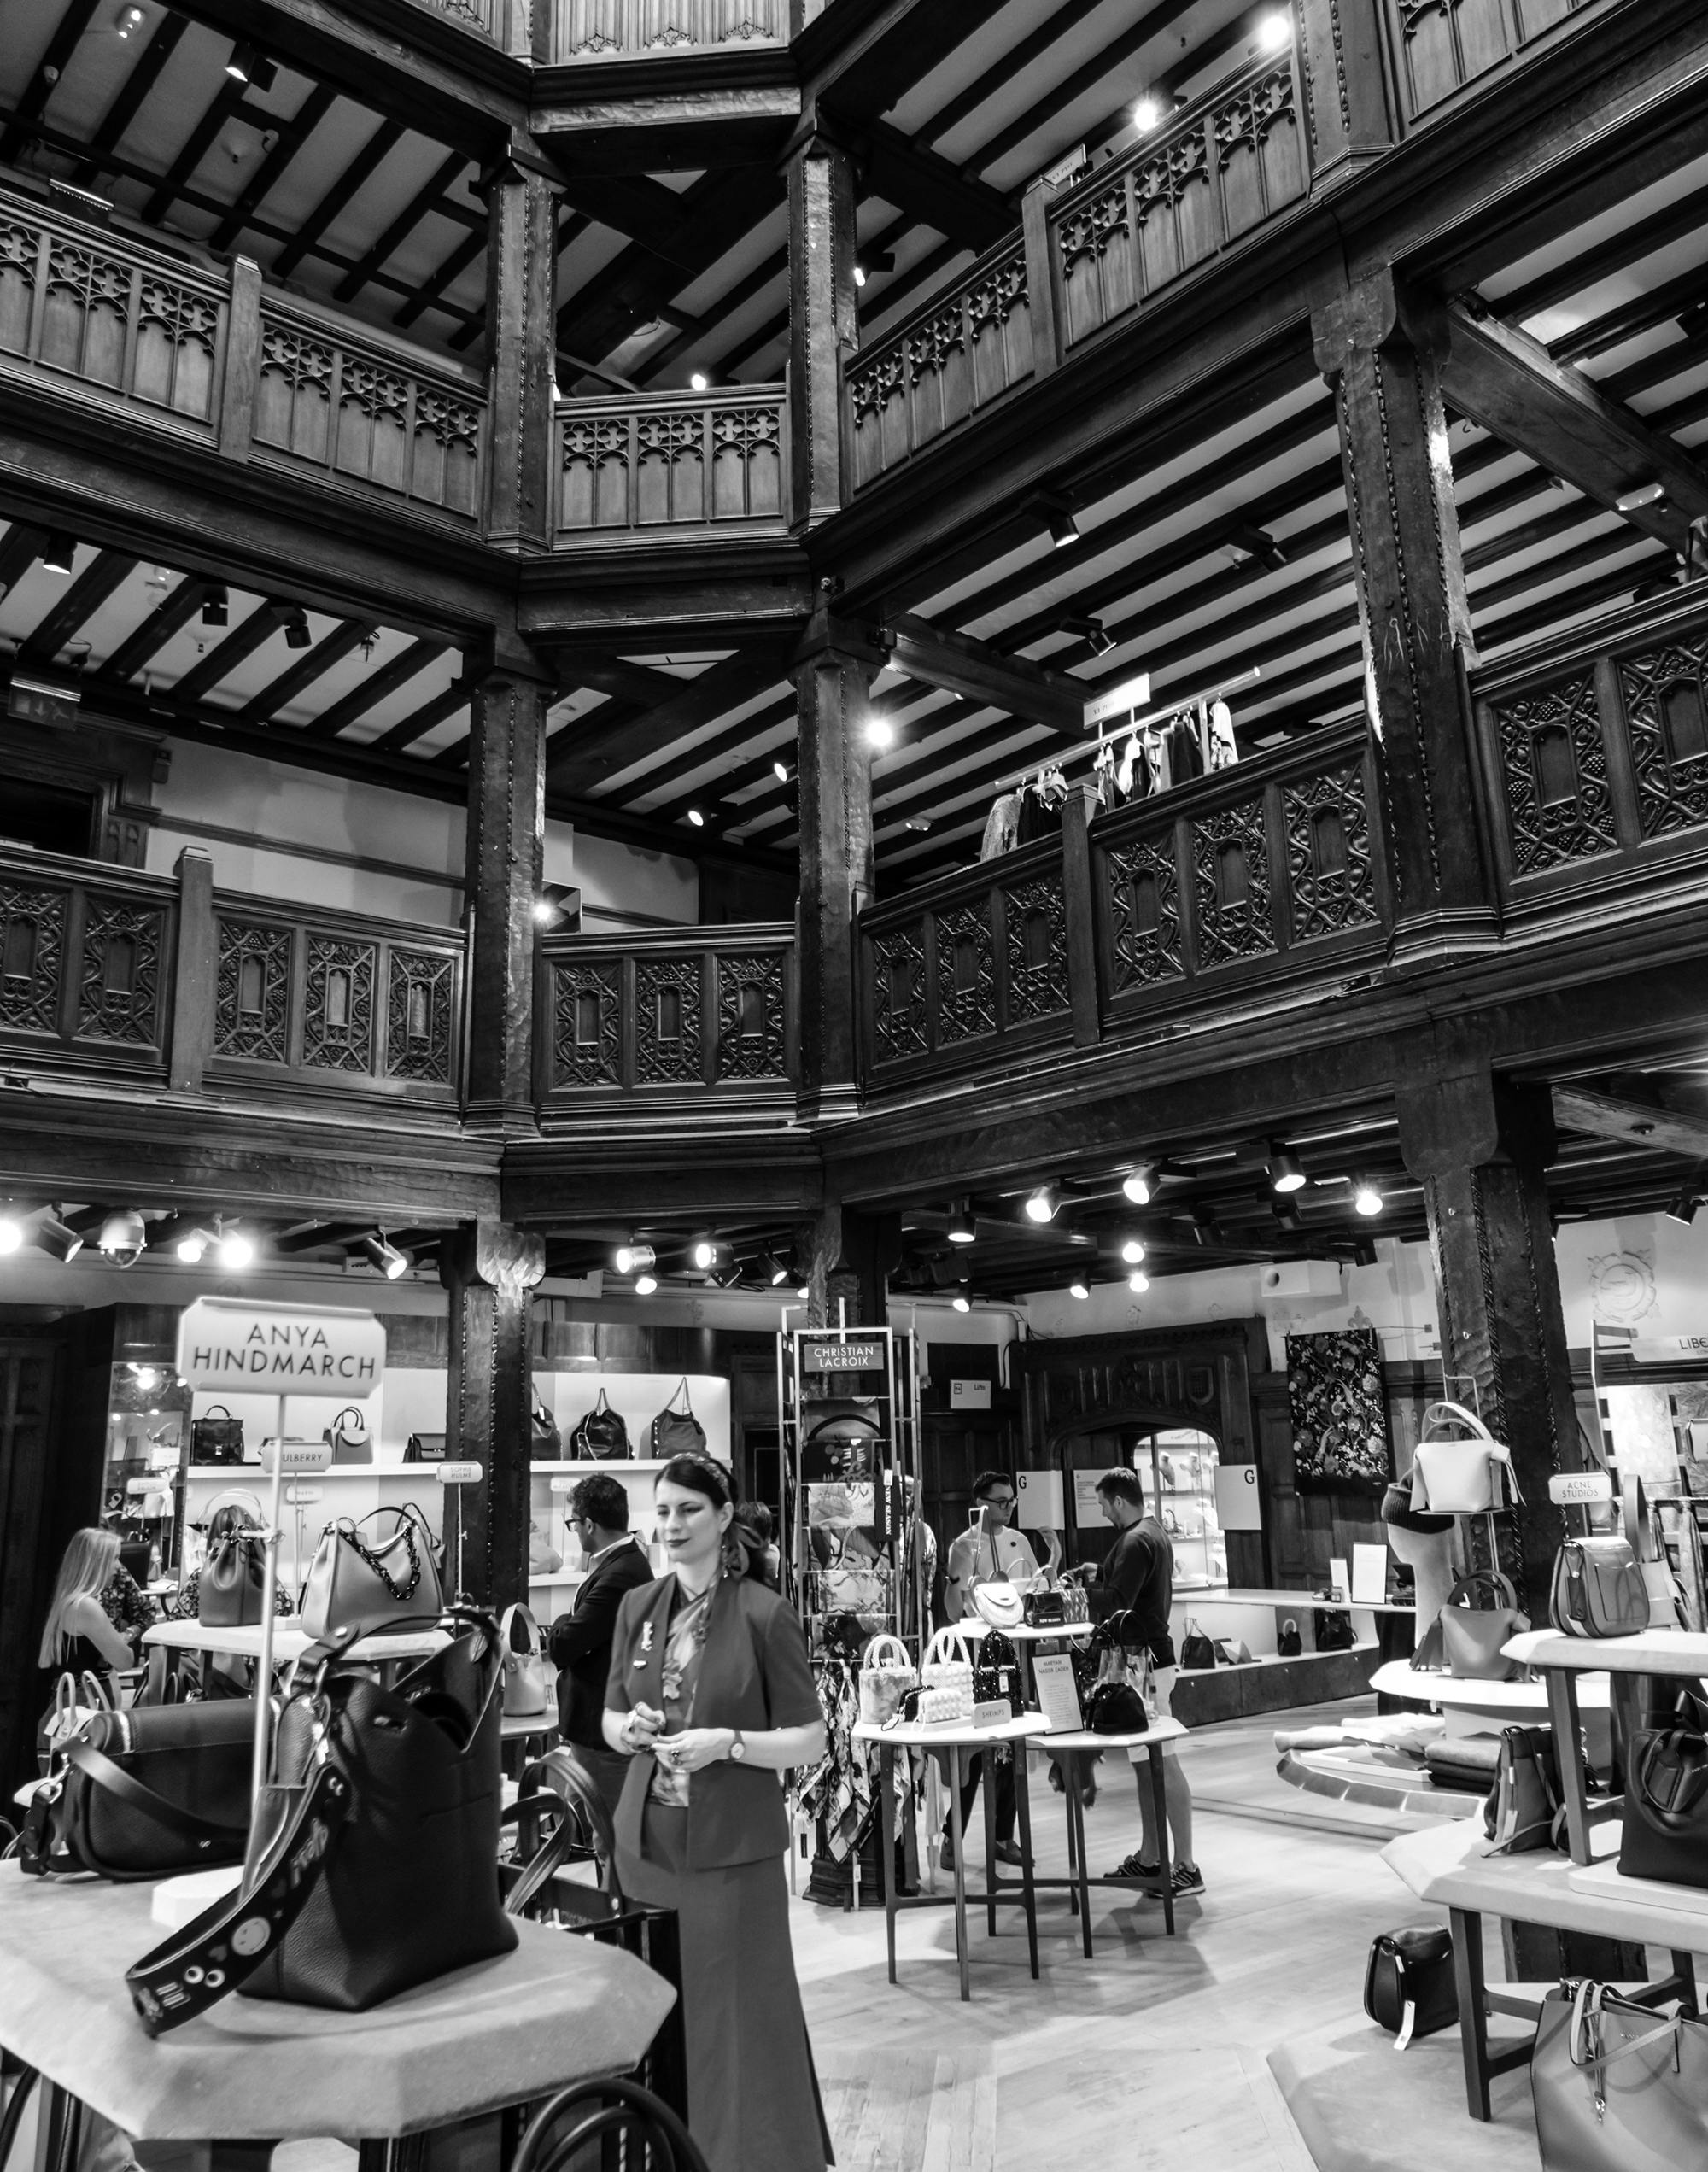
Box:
[1091, 1467, 1202, 1897]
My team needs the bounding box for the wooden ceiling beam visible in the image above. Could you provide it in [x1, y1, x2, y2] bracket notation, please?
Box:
[273, 117, 407, 283]
[170, 602, 284, 705]
[797, 0, 997, 116]
[1553, 1086, 1708, 1166]
[546, 646, 788, 797]
[556, 650, 692, 706]
[0, 0, 100, 167]
[839, 118, 1015, 254]
[0, 523, 44, 596]
[208, 83, 338, 253]
[19, 550, 137, 664]
[963, 0, 1202, 179]
[143, 74, 251, 228]
[332, 151, 468, 304]
[883, 613, 1090, 731]
[370, 679, 470, 755]
[238, 617, 379, 724]
[298, 637, 449, 741]
[401, 229, 486, 337]
[1497, 176, 1708, 333]
[95, 578, 212, 685]
[71, 10, 188, 188]
[913, 0, 1108, 151]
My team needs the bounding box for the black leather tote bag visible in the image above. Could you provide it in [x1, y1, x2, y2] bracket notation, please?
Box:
[19, 1699, 255, 1881]
[1618, 1726, 1708, 1889]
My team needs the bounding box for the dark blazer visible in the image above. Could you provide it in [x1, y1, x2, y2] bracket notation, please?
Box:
[548, 1537, 653, 1748]
[605, 1572, 822, 1869]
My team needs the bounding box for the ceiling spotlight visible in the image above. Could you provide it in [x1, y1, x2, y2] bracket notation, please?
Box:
[865, 717, 896, 750]
[1614, 481, 1666, 514]
[175, 1226, 214, 1263]
[1132, 96, 1161, 131]
[714, 1262, 745, 1289]
[946, 1199, 976, 1245]
[1666, 1191, 1701, 1227]
[1127, 1269, 1149, 1293]
[216, 1225, 254, 1270]
[35, 1215, 83, 1262]
[41, 531, 77, 575]
[615, 1242, 658, 1277]
[0, 1210, 21, 1256]
[852, 265, 868, 289]
[1068, 1277, 1090, 1300]
[687, 809, 705, 828]
[1043, 503, 1079, 549]
[116, 5, 147, 34]
[97, 1209, 148, 1267]
[1257, 11, 1293, 50]
[1024, 1186, 1057, 1224]
[796, 1283, 811, 1303]
[1120, 1237, 1145, 1265]
[772, 759, 791, 783]
[201, 583, 229, 628]
[225, 42, 275, 87]
[362, 1232, 412, 1281]
[761, 1253, 790, 1287]
[1267, 1144, 1307, 1193]
[691, 1235, 717, 1272]
[1354, 1179, 1384, 1218]
[283, 607, 311, 650]
[1272, 1201, 1303, 1235]
[1122, 1166, 1155, 1206]
[635, 1271, 658, 1296]
[951, 1285, 971, 1314]
[689, 372, 710, 391]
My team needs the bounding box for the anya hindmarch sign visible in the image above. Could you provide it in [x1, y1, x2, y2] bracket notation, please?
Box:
[175, 1297, 386, 1398]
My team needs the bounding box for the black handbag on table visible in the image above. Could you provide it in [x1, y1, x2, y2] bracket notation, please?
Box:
[20, 1699, 255, 1881]
[568, 1387, 629, 1459]
[198, 1491, 267, 1628]
[404, 1431, 447, 1463]
[1313, 1592, 1356, 1652]
[650, 1379, 706, 1457]
[1086, 1680, 1149, 1734]
[1023, 1588, 1066, 1628]
[126, 1611, 516, 2032]
[1277, 1616, 1303, 1658]
[190, 1404, 244, 1466]
[1617, 1725, 1708, 1889]
[1180, 1619, 1216, 1670]
[973, 1629, 1023, 1714]
[1363, 1925, 1457, 2044]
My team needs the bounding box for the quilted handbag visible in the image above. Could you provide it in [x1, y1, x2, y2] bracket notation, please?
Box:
[1438, 1570, 1529, 1681]
[1550, 1535, 1647, 1639]
[530, 1393, 561, 1462]
[1532, 1980, 1708, 2170]
[651, 1379, 706, 1458]
[499, 1602, 553, 1718]
[198, 1490, 268, 1629]
[1410, 1401, 1521, 1514]
[920, 1625, 976, 1720]
[322, 1405, 372, 1466]
[189, 1403, 244, 1466]
[1364, 1925, 1457, 2044]
[300, 1503, 444, 1643]
[569, 1386, 629, 1460]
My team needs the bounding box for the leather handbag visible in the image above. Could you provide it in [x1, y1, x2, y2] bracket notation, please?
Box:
[322, 1406, 372, 1466]
[1617, 1725, 1708, 1889]
[198, 1491, 268, 1629]
[20, 1699, 254, 1881]
[404, 1431, 447, 1463]
[971, 1582, 1025, 1630]
[1531, 1979, 1708, 2170]
[568, 1387, 629, 1460]
[1551, 1535, 1647, 1639]
[1277, 1616, 1303, 1657]
[530, 1393, 561, 1462]
[1439, 1570, 1529, 1680]
[1483, 1724, 1564, 1853]
[126, 1612, 517, 2030]
[499, 1601, 553, 1718]
[1410, 1401, 1521, 1514]
[189, 1403, 244, 1466]
[300, 1504, 444, 1643]
[1180, 1619, 1215, 1670]
[1023, 1587, 1065, 1628]
[1313, 1595, 1356, 1653]
[650, 1379, 706, 1457]
[1363, 1925, 1457, 2045]
[36, 1669, 116, 1776]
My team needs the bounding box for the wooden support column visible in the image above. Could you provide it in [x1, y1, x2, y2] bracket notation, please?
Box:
[1020, 176, 1062, 380]
[465, 658, 548, 1133]
[1313, 271, 1496, 963]
[787, 123, 858, 533]
[793, 612, 886, 1121]
[1395, 1066, 1581, 1617]
[167, 847, 214, 1093]
[1061, 781, 1101, 1049]
[484, 143, 558, 551]
[442, 1218, 546, 1610]
[1297, 0, 1396, 190]
[216, 257, 261, 463]
[795, 1196, 900, 1329]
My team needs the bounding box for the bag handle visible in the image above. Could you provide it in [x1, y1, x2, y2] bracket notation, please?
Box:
[202, 1488, 266, 1531]
[1621, 1479, 1654, 1563]
[594, 1386, 611, 1414]
[668, 1376, 690, 1414]
[862, 1632, 913, 1672]
[1420, 1400, 1496, 1443]
[1568, 1979, 1683, 2075]
[200, 1404, 233, 1420]
[1445, 1570, 1520, 1613]
[500, 1601, 543, 1654]
[924, 1624, 979, 1670]
[328, 1405, 366, 1432]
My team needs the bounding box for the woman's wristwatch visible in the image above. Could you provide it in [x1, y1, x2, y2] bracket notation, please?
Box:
[726, 1729, 746, 1762]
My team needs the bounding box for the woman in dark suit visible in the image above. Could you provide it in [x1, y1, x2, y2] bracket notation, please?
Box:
[603, 1455, 828, 2172]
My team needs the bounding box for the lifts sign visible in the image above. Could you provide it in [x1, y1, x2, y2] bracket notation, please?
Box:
[176, 1297, 386, 1398]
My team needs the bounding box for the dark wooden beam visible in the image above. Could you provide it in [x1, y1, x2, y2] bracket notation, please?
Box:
[913, 0, 1108, 149]
[0, 0, 100, 167]
[556, 650, 684, 706]
[547, 646, 788, 796]
[170, 602, 284, 705]
[332, 151, 467, 303]
[72, 11, 189, 187]
[839, 119, 1015, 254]
[208, 84, 338, 253]
[796, 0, 997, 115]
[370, 677, 469, 754]
[0, 523, 44, 596]
[95, 577, 211, 685]
[143, 75, 251, 227]
[883, 613, 1090, 730]
[19, 550, 137, 664]
[962, 0, 1202, 178]
[1553, 1085, 1708, 1165]
[397, 227, 486, 337]
[299, 637, 449, 741]
[273, 118, 407, 283]
[238, 617, 378, 724]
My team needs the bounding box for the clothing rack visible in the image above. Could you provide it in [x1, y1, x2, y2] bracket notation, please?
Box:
[988, 664, 1261, 795]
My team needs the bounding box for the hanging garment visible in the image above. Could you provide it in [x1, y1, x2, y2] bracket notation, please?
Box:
[1116, 732, 1138, 798]
[1144, 726, 1171, 794]
[1164, 714, 1203, 782]
[979, 791, 1023, 860]
[1208, 698, 1238, 770]
[1017, 782, 1064, 846]
[1092, 741, 1117, 806]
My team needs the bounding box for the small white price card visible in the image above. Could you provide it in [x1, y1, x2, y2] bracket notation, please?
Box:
[435, 1461, 483, 1484]
[1033, 1653, 1084, 1735]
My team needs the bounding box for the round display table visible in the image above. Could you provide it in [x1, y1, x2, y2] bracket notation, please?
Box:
[1026, 1720, 1190, 1953]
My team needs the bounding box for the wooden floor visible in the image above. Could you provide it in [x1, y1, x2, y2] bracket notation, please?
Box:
[793, 1701, 1541, 2172]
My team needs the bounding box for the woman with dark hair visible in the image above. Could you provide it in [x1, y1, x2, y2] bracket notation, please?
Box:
[603, 1454, 829, 2172]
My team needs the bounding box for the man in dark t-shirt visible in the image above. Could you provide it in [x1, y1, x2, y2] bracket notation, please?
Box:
[1091, 1467, 1201, 1897]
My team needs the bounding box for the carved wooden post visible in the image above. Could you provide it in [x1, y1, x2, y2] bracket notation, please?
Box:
[483, 141, 558, 550]
[787, 121, 858, 533]
[443, 1218, 546, 1609]
[167, 846, 215, 1092]
[465, 655, 548, 1132]
[792, 612, 885, 1121]
[794, 1197, 899, 1329]
[1313, 270, 1496, 962]
[1020, 175, 1062, 379]
[1395, 1064, 1581, 1616]
[1060, 780, 1101, 1047]
[1297, 0, 1397, 190]
[217, 257, 262, 464]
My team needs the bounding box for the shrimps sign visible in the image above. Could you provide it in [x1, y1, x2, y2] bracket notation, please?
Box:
[176, 1297, 386, 1399]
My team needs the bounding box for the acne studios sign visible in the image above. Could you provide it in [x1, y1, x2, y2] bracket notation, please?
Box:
[176, 1297, 386, 1397]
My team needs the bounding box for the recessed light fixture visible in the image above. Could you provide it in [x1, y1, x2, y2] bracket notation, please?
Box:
[1024, 1186, 1056, 1224]
[1127, 1269, 1149, 1293]
[1354, 1179, 1384, 1218]
[1267, 1144, 1307, 1194]
[614, 1242, 656, 1276]
[362, 1231, 412, 1280]
[41, 531, 77, 575]
[1068, 1277, 1090, 1300]
[1120, 1237, 1145, 1265]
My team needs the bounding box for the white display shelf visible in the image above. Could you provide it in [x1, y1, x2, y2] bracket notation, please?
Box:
[1505, 1625, 1708, 1676]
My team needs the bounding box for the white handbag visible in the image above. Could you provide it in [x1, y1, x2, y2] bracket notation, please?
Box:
[971, 1582, 1025, 1630]
[1410, 1402, 1522, 1515]
[921, 1625, 976, 1721]
[858, 1631, 917, 1724]
[498, 1602, 553, 1719]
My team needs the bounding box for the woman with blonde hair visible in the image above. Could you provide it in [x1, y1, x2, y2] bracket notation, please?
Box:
[38, 1527, 136, 1684]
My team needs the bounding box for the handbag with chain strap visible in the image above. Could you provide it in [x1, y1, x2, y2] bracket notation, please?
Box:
[300, 1503, 443, 1643]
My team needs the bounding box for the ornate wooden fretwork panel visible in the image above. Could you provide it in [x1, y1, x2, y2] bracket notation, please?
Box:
[215, 922, 291, 1063]
[388, 950, 456, 1085]
[1617, 640, 1708, 840]
[0, 887, 65, 1034]
[1389, 0, 1582, 121]
[559, 395, 782, 530]
[552, 961, 621, 1088]
[301, 937, 376, 1073]
[77, 902, 162, 1045]
[635, 957, 702, 1083]
[1492, 676, 1617, 875]
[934, 905, 996, 1044]
[870, 925, 928, 1064]
[553, 0, 786, 55]
[1284, 764, 1381, 939]
[1107, 836, 1184, 991]
[1192, 803, 1274, 968]
[1004, 878, 1070, 1022]
[717, 953, 787, 1080]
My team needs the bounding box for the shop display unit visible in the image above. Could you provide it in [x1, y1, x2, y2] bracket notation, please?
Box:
[1143, 1430, 1226, 1592]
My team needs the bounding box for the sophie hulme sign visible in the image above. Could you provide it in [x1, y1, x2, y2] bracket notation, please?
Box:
[176, 1297, 386, 1399]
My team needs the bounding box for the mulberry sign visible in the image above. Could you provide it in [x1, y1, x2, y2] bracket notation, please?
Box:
[176, 1297, 385, 1398]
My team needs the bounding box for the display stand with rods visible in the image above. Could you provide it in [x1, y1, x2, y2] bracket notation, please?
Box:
[250, 1427, 332, 1811]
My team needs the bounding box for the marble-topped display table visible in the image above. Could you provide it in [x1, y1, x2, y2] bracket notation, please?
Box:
[0, 1862, 674, 2172]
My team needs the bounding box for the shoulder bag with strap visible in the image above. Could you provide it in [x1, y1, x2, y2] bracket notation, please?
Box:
[569, 1387, 629, 1460]
[36, 1669, 116, 1776]
[530, 1391, 561, 1462]
[198, 1490, 268, 1629]
[321, 1406, 372, 1466]
[189, 1404, 244, 1466]
[300, 1503, 444, 1643]
[499, 1601, 553, 1718]
[1532, 1980, 1708, 2169]
[1410, 1401, 1521, 1514]
[21, 1698, 255, 1880]
[650, 1379, 706, 1457]
[1436, 1569, 1529, 1681]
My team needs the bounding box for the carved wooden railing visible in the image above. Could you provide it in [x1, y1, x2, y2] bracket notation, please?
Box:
[845, 238, 1031, 495]
[554, 385, 786, 539]
[249, 296, 486, 526]
[406, 0, 502, 37]
[0, 847, 180, 1082]
[1380, 0, 1594, 124]
[544, 0, 787, 60]
[536, 924, 796, 1103]
[1470, 588, 1708, 915]
[1044, 48, 1308, 354]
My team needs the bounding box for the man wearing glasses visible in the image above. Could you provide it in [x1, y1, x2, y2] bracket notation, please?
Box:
[548, 1472, 653, 1813]
[940, 1471, 1041, 1867]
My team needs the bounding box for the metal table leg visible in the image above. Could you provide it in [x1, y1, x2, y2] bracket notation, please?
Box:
[1149, 1744, 1175, 1937]
[1013, 1742, 1038, 1982]
[1068, 1763, 1094, 1958]
[982, 1749, 998, 1938]
[878, 1743, 898, 1986]
[950, 1745, 970, 2003]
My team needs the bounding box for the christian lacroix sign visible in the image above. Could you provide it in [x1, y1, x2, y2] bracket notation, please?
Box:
[175, 1297, 386, 1398]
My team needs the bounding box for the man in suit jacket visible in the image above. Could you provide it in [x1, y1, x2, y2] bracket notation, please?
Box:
[548, 1472, 654, 1813]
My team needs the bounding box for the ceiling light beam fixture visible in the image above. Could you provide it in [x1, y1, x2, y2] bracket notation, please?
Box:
[225, 43, 276, 89]
[175, 1226, 214, 1263]
[35, 1214, 84, 1262]
[1120, 1237, 1145, 1265]
[1122, 1164, 1155, 1205]
[951, 1284, 971, 1314]
[691, 1234, 717, 1272]
[1267, 1143, 1307, 1193]
[216, 1222, 254, 1269]
[41, 531, 77, 575]
[1354, 1178, 1384, 1218]
[283, 607, 311, 650]
[1068, 1277, 1090, 1299]
[1615, 481, 1666, 514]
[1023, 1186, 1057, 1224]
[1666, 1191, 1701, 1226]
[946, 1199, 976, 1245]
[361, 1231, 412, 1281]
[614, 1241, 657, 1277]
[1127, 1269, 1149, 1293]
[201, 583, 229, 628]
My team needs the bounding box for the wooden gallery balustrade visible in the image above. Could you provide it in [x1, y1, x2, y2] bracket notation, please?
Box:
[857, 724, 1392, 1091]
[554, 385, 787, 539]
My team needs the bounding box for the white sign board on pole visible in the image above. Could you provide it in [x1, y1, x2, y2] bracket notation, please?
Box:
[1082, 672, 1152, 731]
[177, 1297, 386, 1399]
[1212, 1464, 1263, 1532]
[1015, 1469, 1064, 1529]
